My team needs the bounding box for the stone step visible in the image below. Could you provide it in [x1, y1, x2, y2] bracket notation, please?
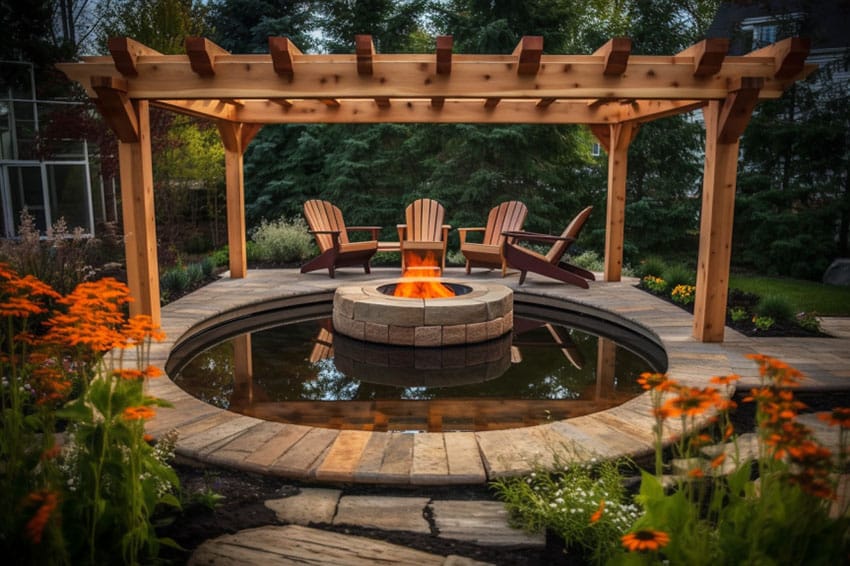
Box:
[189, 524, 493, 566]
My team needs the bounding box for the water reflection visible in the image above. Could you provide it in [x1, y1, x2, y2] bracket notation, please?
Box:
[174, 316, 651, 432]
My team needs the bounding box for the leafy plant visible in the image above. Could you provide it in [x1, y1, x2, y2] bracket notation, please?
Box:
[610, 356, 850, 565]
[660, 263, 695, 290]
[492, 457, 640, 564]
[728, 307, 748, 323]
[796, 311, 821, 333]
[755, 294, 795, 323]
[0, 268, 179, 564]
[641, 276, 667, 295]
[250, 217, 315, 264]
[752, 315, 775, 331]
[670, 284, 695, 306]
[635, 256, 667, 279]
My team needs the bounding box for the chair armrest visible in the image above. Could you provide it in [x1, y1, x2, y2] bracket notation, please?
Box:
[347, 225, 382, 239]
[397, 224, 407, 241]
[502, 231, 575, 245]
[457, 227, 485, 245]
[309, 229, 342, 235]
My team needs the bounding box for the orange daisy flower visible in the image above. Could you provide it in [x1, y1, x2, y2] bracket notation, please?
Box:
[590, 500, 605, 524]
[819, 407, 850, 429]
[661, 387, 718, 418]
[621, 529, 670, 552]
[637, 372, 673, 391]
[25, 491, 59, 544]
[710, 374, 740, 386]
[123, 406, 156, 421]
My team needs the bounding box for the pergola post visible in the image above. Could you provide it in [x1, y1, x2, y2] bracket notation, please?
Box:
[592, 122, 639, 282]
[693, 79, 762, 341]
[115, 101, 161, 324]
[217, 122, 261, 279]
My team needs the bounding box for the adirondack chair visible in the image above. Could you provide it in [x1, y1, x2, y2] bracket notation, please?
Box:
[397, 198, 451, 272]
[458, 200, 528, 276]
[502, 206, 595, 288]
[301, 199, 380, 278]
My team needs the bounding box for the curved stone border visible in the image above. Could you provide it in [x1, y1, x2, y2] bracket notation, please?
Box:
[143, 267, 850, 485]
[332, 279, 513, 346]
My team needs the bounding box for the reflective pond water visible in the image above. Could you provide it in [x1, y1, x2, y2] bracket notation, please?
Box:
[171, 300, 664, 432]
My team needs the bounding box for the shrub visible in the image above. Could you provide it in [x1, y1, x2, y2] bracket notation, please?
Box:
[493, 457, 640, 564]
[250, 217, 315, 264]
[753, 314, 775, 331]
[209, 247, 229, 268]
[729, 307, 749, 323]
[200, 256, 215, 278]
[572, 250, 604, 272]
[796, 311, 821, 333]
[160, 267, 189, 298]
[660, 263, 695, 289]
[185, 263, 204, 287]
[670, 284, 696, 305]
[642, 275, 668, 295]
[755, 294, 795, 323]
[635, 255, 667, 279]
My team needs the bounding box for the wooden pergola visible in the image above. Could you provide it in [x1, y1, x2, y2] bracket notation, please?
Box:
[58, 34, 813, 342]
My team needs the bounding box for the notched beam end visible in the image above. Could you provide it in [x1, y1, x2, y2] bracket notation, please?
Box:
[513, 35, 543, 76]
[593, 37, 632, 76]
[436, 35, 453, 75]
[678, 38, 730, 77]
[355, 34, 375, 76]
[108, 37, 161, 77]
[269, 36, 302, 78]
[186, 36, 230, 77]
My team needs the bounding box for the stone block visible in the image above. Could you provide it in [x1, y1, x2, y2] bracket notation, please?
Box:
[388, 325, 416, 346]
[424, 300, 487, 326]
[485, 317, 504, 340]
[466, 322, 488, 344]
[333, 314, 365, 341]
[442, 324, 467, 346]
[265, 488, 341, 524]
[355, 298, 424, 326]
[364, 321, 389, 343]
[415, 325, 442, 347]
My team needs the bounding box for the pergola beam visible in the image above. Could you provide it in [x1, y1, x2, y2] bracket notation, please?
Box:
[58, 34, 813, 344]
[61, 54, 807, 102]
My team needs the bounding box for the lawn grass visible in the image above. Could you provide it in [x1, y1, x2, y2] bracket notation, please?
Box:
[729, 275, 850, 316]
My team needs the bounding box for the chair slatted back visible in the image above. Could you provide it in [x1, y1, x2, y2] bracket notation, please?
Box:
[404, 198, 445, 242]
[483, 201, 528, 246]
[303, 199, 350, 252]
[546, 206, 593, 263]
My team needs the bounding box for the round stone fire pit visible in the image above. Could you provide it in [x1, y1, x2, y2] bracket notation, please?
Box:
[332, 279, 513, 346]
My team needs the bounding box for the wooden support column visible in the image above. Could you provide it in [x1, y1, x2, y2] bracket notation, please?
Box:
[693, 78, 762, 342]
[217, 121, 260, 279]
[592, 122, 638, 281]
[116, 101, 161, 323]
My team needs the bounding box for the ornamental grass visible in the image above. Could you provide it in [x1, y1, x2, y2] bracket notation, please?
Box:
[0, 264, 179, 565]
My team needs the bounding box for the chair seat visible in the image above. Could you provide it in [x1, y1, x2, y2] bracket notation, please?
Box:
[340, 240, 379, 254]
[461, 242, 499, 254]
[402, 240, 444, 250]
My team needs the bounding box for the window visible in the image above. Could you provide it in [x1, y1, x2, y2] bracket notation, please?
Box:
[591, 143, 601, 157]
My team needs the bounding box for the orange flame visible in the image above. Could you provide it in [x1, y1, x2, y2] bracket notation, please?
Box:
[393, 252, 456, 299]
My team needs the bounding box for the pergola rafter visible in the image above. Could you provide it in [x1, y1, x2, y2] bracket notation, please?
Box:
[57, 34, 813, 342]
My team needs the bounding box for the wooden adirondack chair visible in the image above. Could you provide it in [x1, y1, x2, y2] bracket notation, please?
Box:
[397, 198, 451, 272]
[502, 206, 595, 288]
[458, 200, 528, 276]
[301, 199, 380, 278]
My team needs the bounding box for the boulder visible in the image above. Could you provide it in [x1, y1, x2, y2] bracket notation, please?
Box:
[823, 258, 850, 286]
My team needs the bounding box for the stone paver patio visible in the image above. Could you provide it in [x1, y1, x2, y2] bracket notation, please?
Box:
[144, 268, 850, 485]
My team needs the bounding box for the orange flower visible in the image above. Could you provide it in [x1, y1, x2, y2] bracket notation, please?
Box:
[621, 529, 670, 552]
[710, 453, 727, 469]
[123, 406, 156, 421]
[723, 423, 735, 440]
[638, 372, 671, 391]
[123, 314, 166, 344]
[687, 467, 705, 479]
[590, 500, 605, 524]
[819, 407, 850, 429]
[25, 491, 59, 544]
[710, 374, 740, 386]
[113, 368, 143, 380]
[661, 387, 719, 418]
[143, 365, 163, 379]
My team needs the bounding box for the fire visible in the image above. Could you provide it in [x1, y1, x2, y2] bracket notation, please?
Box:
[393, 252, 456, 299]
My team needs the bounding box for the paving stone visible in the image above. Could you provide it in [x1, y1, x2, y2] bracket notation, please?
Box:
[315, 430, 372, 482]
[265, 488, 341, 525]
[270, 427, 339, 479]
[411, 433, 449, 484]
[430, 500, 544, 547]
[333, 495, 431, 534]
[189, 525, 448, 566]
